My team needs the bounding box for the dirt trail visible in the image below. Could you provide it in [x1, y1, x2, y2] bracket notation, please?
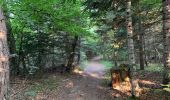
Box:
[52, 73, 113, 100]
[51, 59, 114, 100]
[10, 68, 170, 100]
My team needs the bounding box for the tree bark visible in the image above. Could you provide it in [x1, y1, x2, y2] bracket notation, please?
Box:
[2, 0, 17, 75]
[0, 7, 10, 100]
[77, 37, 80, 65]
[17, 31, 24, 75]
[36, 30, 44, 77]
[143, 35, 148, 67]
[126, 0, 135, 97]
[8, 28, 17, 74]
[162, 0, 170, 84]
[139, 33, 144, 70]
[126, 0, 135, 67]
[66, 35, 78, 72]
[137, 1, 145, 70]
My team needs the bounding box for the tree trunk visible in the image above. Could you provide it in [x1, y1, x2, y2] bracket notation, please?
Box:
[17, 31, 24, 75]
[77, 37, 80, 65]
[36, 30, 44, 77]
[0, 7, 10, 100]
[139, 33, 144, 70]
[143, 35, 148, 67]
[162, 0, 170, 84]
[126, 0, 135, 97]
[126, 0, 135, 68]
[2, 0, 17, 75]
[137, 2, 145, 70]
[8, 29, 17, 74]
[66, 35, 78, 72]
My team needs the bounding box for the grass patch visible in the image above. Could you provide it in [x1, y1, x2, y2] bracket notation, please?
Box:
[101, 69, 111, 86]
[145, 63, 163, 72]
[100, 60, 113, 69]
[136, 63, 163, 72]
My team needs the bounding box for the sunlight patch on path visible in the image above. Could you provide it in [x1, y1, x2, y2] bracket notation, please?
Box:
[83, 57, 106, 79]
[74, 56, 107, 79]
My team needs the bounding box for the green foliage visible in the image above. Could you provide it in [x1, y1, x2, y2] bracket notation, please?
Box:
[24, 91, 37, 97]
[146, 63, 163, 72]
[125, 96, 139, 100]
[100, 60, 113, 69]
[0, 2, 2, 7]
[162, 84, 170, 92]
[4, 0, 164, 77]
[10, 0, 88, 35]
[5, 0, 91, 75]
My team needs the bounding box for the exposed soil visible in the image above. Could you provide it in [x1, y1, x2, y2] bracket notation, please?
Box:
[10, 72, 116, 100]
[51, 73, 114, 100]
[10, 70, 170, 100]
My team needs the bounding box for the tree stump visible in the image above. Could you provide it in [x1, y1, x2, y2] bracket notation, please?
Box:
[111, 69, 121, 88]
[110, 64, 142, 96]
[110, 64, 131, 90]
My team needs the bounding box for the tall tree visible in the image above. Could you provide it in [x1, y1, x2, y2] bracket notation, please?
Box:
[2, 0, 17, 75]
[126, 0, 135, 69]
[162, 0, 170, 84]
[66, 35, 79, 72]
[0, 7, 10, 100]
[137, 0, 144, 70]
[126, 0, 135, 97]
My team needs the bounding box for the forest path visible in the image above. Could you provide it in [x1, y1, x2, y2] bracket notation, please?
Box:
[10, 66, 169, 100]
[51, 57, 114, 100]
[52, 72, 113, 100]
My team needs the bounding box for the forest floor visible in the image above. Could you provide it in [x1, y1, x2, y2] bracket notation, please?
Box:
[10, 66, 170, 100]
[10, 71, 115, 100]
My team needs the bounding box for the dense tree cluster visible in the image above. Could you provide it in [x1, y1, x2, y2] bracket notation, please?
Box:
[0, 0, 170, 99]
